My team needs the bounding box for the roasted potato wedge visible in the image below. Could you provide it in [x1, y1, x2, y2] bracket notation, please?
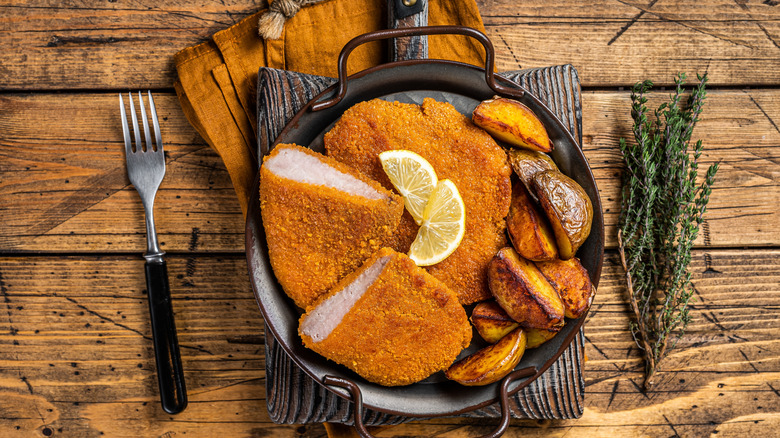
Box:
[526, 328, 559, 349]
[531, 170, 593, 260]
[507, 149, 558, 200]
[535, 257, 595, 319]
[507, 181, 558, 261]
[471, 300, 520, 344]
[445, 327, 527, 386]
[471, 300, 560, 347]
[472, 97, 552, 152]
[488, 247, 565, 330]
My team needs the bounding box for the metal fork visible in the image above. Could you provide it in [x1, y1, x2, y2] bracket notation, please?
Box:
[120, 91, 187, 414]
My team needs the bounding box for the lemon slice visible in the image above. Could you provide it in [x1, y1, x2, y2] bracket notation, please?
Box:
[409, 179, 466, 266]
[379, 150, 438, 225]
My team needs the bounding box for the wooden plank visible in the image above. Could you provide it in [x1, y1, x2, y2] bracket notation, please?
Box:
[2, 1, 780, 89]
[0, 254, 287, 437]
[0, 93, 245, 253]
[1, 89, 777, 252]
[480, 0, 780, 87]
[0, 249, 777, 436]
[585, 87, 780, 250]
[478, 0, 780, 86]
[0, 0, 259, 90]
[379, 249, 780, 436]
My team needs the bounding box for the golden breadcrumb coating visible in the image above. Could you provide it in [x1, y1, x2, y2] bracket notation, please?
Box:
[260, 144, 404, 309]
[324, 98, 512, 304]
[299, 248, 472, 386]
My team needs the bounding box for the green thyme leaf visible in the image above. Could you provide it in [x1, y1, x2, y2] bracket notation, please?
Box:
[617, 73, 718, 389]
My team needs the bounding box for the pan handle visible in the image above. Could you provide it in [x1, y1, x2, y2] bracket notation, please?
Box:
[323, 366, 537, 438]
[310, 25, 524, 112]
[322, 375, 373, 438]
[479, 366, 538, 438]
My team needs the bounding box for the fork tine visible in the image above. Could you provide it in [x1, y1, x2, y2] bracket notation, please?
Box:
[147, 91, 163, 152]
[128, 92, 143, 152]
[119, 94, 133, 155]
[138, 91, 154, 152]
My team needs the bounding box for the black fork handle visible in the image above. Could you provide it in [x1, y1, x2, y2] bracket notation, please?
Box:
[145, 260, 188, 414]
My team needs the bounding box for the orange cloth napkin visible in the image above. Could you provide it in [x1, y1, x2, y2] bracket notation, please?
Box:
[173, 0, 488, 215]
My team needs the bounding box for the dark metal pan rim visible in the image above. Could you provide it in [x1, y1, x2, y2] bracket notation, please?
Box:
[246, 31, 604, 420]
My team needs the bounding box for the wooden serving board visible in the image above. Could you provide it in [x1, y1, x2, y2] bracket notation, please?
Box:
[255, 64, 587, 425]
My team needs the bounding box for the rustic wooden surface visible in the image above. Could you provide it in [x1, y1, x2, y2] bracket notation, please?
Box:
[1, 0, 778, 437]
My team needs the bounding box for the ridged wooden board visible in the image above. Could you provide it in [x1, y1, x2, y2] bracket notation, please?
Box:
[255, 64, 587, 424]
[257, 72, 336, 159]
[388, 0, 429, 61]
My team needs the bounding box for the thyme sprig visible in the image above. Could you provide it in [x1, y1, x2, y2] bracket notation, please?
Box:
[617, 73, 718, 389]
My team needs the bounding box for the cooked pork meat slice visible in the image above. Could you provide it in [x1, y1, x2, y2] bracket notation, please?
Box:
[299, 253, 391, 343]
[299, 248, 472, 386]
[260, 144, 404, 309]
[263, 146, 385, 200]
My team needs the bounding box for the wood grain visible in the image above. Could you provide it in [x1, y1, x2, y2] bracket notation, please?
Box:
[585, 87, 780, 250]
[2, 89, 777, 252]
[2, 0, 779, 89]
[0, 0, 260, 90]
[0, 249, 776, 436]
[0, 254, 275, 437]
[480, 0, 780, 87]
[2, 1, 779, 435]
[388, 0, 429, 61]
[0, 93, 245, 253]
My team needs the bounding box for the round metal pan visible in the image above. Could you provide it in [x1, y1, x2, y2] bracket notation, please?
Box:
[246, 26, 604, 421]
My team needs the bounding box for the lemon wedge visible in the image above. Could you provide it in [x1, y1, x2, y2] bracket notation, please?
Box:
[408, 179, 466, 266]
[379, 150, 438, 225]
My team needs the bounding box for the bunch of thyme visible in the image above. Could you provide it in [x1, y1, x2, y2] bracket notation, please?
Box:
[617, 73, 719, 389]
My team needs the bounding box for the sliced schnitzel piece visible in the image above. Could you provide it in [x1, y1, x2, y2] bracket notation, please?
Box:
[325, 98, 512, 304]
[260, 144, 404, 309]
[299, 247, 472, 386]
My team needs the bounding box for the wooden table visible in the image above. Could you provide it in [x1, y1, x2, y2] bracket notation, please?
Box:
[1, 1, 778, 436]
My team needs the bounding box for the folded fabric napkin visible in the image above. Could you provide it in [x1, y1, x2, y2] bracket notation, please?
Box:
[174, 0, 487, 215]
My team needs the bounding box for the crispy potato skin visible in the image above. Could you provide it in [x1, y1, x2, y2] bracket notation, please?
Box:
[507, 181, 558, 261]
[488, 247, 565, 330]
[445, 327, 527, 386]
[507, 149, 558, 201]
[471, 300, 559, 348]
[472, 97, 552, 152]
[471, 300, 520, 344]
[535, 257, 595, 319]
[260, 144, 404, 308]
[526, 328, 558, 349]
[531, 170, 593, 260]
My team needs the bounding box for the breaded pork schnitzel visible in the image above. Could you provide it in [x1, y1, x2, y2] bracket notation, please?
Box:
[299, 247, 472, 386]
[324, 98, 512, 304]
[260, 144, 404, 309]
